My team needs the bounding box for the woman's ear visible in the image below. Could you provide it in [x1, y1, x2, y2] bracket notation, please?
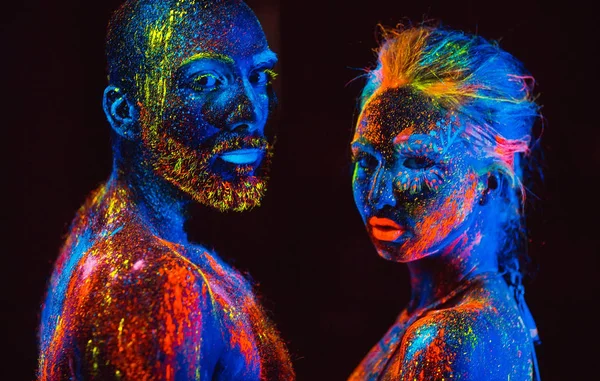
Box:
[103, 85, 138, 140]
[479, 172, 499, 206]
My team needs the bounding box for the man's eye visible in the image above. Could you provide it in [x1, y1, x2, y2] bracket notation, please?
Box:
[249, 69, 276, 86]
[403, 156, 435, 170]
[191, 74, 221, 91]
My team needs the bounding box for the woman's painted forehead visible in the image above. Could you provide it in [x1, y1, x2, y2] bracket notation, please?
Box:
[356, 87, 448, 146]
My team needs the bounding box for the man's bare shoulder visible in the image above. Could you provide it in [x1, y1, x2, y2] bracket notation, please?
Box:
[62, 221, 253, 319]
[42, 226, 223, 380]
[74, 225, 215, 302]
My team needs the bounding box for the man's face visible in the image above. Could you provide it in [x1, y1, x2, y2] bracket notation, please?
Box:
[134, 1, 277, 212]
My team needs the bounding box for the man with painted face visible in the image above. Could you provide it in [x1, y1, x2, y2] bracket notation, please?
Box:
[38, 1, 294, 380]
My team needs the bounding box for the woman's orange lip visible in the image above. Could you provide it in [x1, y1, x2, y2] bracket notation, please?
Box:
[368, 217, 404, 241]
[368, 217, 401, 229]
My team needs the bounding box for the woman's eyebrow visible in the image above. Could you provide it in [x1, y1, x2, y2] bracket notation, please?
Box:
[351, 140, 366, 151]
[393, 133, 435, 146]
[351, 141, 379, 157]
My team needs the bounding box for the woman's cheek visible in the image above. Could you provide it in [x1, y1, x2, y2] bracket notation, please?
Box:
[352, 172, 370, 219]
[411, 173, 478, 253]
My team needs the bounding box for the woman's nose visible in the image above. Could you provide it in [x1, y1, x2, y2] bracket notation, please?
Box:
[368, 167, 397, 210]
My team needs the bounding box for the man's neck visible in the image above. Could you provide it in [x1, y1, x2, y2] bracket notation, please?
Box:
[110, 162, 191, 245]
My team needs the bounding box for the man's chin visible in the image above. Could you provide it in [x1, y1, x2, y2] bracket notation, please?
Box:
[185, 174, 269, 212]
[151, 136, 273, 212]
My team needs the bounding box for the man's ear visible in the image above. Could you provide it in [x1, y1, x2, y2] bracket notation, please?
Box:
[103, 85, 138, 140]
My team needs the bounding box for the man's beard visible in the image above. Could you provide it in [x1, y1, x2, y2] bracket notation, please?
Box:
[148, 133, 273, 212]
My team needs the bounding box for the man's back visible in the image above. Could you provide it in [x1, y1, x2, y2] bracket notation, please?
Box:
[39, 181, 294, 380]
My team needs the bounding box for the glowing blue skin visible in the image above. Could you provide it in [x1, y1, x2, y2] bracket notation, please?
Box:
[352, 87, 499, 263]
[103, 0, 277, 303]
[350, 88, 536, 379]
[38, 1, 292, 380]
[105, 0, 278, 227]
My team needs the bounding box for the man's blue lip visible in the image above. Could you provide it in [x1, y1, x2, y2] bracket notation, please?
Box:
[219, 148, 263, 164]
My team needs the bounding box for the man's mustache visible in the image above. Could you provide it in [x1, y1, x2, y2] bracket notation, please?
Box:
[209, 133, 270, 155]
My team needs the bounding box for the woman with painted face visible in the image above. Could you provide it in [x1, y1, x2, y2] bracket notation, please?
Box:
[348, 25, 542, 380]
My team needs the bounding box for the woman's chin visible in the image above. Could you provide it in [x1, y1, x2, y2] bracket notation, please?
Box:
[373, 241, 430, 263]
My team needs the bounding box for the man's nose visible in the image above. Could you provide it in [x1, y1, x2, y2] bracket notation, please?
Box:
[224, 83, 263, 133]
[368, 167, 397, 210]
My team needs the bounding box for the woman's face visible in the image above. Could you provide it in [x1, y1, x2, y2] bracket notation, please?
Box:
[351, 87, 484, 262]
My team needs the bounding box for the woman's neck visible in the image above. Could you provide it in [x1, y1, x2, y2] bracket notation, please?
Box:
[405, 221, 499, 315]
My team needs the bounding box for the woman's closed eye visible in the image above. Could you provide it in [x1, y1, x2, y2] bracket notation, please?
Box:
[403, 156, 436, 170]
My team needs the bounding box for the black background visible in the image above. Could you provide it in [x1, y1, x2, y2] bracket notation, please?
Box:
[4, 0, 598, 380]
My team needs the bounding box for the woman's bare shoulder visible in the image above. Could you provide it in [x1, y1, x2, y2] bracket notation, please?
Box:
[395, 287, 531, 379]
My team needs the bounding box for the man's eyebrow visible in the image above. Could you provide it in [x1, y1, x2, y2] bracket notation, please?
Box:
[180, 52, 234, 67]
[253, 50, 278, 67]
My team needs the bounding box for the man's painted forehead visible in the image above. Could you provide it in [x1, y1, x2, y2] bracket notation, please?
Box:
[356, 87, 446, 145]
[137, 0, 269, 66]
[183, 2, 268, 57]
